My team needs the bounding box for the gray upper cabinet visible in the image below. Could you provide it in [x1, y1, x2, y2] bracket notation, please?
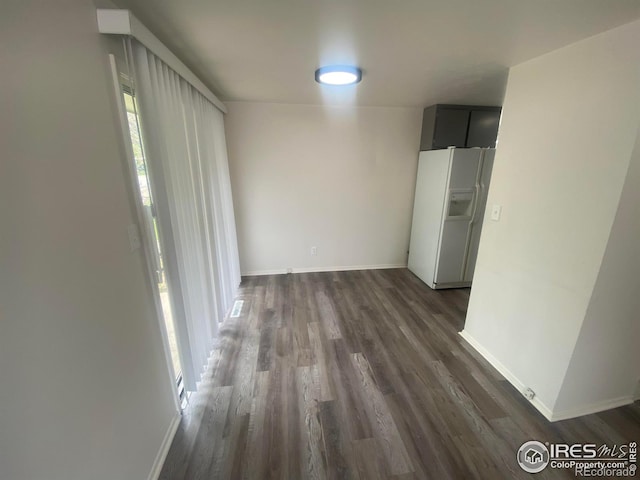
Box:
[466, 110, 501, 148]
[420, 104, 501, 151]
[432, 108, 469, 149]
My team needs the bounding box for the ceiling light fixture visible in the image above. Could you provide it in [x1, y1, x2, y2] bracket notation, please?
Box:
[315, 65, 362, 85]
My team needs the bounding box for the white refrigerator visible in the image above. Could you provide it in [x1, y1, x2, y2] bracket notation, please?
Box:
[408, 147, 495, 289]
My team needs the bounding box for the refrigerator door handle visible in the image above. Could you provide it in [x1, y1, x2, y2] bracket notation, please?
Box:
[472, 183, 483, 224]
[470, 172, 482, 224]
[470, 184, 479, 224]
[461, 155, 483, 280]
[460, 189, 477, 281]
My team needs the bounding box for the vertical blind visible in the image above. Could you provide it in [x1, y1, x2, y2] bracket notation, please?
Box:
[128, 39, 241, 391]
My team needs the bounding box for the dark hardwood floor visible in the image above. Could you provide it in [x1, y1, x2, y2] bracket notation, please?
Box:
[159, 269, 640, 479]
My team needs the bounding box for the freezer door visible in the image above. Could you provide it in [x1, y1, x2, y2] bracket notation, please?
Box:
[408, 150, 452, 287]
[434, 149, 481, 285]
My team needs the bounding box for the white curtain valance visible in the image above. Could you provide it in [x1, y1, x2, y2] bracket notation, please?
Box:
[97, 8, 227, 114]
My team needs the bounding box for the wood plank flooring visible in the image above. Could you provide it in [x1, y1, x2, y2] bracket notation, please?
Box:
[159, 269, 640, 480]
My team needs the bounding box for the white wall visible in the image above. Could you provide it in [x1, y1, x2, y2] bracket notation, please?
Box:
[461, 19, 640, 418]
[224, 102, 422, 275]
[0, 1, 177, 479]
[554, 124, 640, 415]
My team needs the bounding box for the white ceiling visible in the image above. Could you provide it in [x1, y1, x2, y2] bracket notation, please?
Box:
[114, 0, 640, 107]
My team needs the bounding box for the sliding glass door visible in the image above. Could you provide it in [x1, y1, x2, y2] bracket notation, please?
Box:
[107, 35, 240, 400]
[121, 88, 187, 405]
[126, 39, 240, 393]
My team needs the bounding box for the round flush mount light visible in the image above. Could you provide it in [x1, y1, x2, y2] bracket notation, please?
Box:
[315, 65, 362, 85]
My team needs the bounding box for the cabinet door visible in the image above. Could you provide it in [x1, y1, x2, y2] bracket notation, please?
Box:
[433, 108, 469, 149]
[467, 110, 501, 147]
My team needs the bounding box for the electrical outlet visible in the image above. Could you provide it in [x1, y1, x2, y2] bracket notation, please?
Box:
[491, 204, 502, 221]
[310, 246, 317, 256]
[523, 388, 536, 400]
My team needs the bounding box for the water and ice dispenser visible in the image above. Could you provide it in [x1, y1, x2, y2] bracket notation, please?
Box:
[446, 189, 475, 219]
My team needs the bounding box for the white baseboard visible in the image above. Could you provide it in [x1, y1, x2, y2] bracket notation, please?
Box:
[147, 412, 181, 480]
[458, 330, 554, 421]
[459, 330, 638, 422]
[550, 396, 635, 422]
[242, 263, 407, 276]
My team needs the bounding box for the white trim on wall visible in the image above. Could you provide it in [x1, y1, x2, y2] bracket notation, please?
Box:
[242, 263, 407, 276]
[147, 413, 181, 480]
[550, 396, 635, 422]
[459, 330, 637, 421]
[97, 9, 227, 114]
[458, 330, 555, 421]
